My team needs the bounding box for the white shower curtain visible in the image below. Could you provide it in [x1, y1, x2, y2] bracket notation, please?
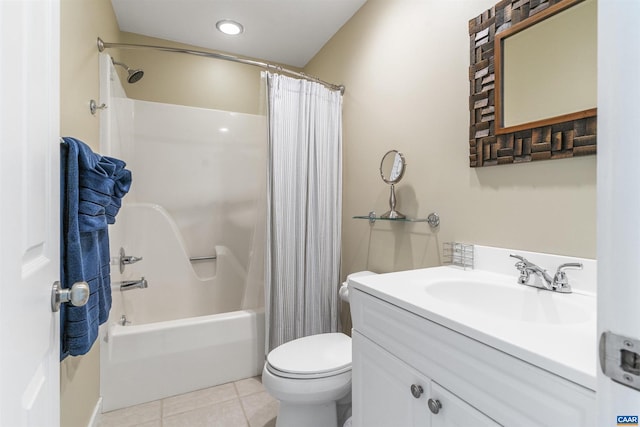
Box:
[264, 72, 343, 351]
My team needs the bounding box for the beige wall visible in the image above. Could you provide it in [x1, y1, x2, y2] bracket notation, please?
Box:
[114, 33, 267, 114]
[60, 0, 119, 143]
[304, 0, 597, 280]
[60, 0, 120, 426]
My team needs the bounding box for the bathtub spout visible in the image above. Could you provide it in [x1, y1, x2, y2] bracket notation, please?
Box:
[118, 277, 148, 291]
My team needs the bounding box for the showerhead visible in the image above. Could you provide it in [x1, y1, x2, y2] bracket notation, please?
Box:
[126, 68, 144, 84]
[112, 59, 144, 84]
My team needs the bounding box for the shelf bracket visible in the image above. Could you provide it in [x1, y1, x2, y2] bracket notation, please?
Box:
[427, 212, 440, 228]
[368, 211, 376, 224]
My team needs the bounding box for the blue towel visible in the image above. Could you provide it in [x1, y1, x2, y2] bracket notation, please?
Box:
[60, 137, 132, 358]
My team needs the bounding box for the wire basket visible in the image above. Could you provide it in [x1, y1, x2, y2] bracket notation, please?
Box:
[443, 242, 474, 270]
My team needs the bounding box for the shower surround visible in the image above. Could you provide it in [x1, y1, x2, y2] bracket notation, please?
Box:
[99, 55, 267, 411]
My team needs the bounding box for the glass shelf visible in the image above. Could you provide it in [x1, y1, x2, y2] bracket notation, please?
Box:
[353, 211, 440, 227]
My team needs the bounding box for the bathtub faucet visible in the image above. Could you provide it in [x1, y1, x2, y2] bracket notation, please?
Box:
[118, 277, 148, 291]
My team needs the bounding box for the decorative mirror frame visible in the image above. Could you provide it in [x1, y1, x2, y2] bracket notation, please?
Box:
[468, 0, 597, 167]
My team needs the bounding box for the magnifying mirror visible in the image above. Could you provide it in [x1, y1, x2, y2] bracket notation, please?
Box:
[379, 150, 406, 219]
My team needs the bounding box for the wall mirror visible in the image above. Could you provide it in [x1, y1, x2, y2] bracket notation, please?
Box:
[379, 150, 406, 219]
[469, 0, 597, 167]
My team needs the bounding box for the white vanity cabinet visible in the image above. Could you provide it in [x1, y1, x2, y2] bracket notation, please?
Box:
[350, 287, 596, 427]
[352, 330, 430, 426]
[353, 330, 500, 427]
[429, 381, 500, 427]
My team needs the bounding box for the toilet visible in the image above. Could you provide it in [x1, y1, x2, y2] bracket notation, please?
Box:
[262, 271, 376, 427]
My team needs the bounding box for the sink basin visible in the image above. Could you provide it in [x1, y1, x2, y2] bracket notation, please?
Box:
[424, 279, 592, 325]
[348, 256, 598, 391]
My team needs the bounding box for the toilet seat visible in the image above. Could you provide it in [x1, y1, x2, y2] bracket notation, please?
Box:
[266, 333, 352, 379]
[266, 362, 351, 379]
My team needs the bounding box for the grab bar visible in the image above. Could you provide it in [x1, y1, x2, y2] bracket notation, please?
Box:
[189, 255, 217, 262]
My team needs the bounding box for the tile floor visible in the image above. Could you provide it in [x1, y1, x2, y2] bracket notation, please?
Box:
[97, 376, 278, 427]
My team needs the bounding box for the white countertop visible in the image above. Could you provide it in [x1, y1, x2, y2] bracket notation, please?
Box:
[349, 265, 597, 391]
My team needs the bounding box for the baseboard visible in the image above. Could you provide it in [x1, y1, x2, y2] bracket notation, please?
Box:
[87, 397, 103, 427]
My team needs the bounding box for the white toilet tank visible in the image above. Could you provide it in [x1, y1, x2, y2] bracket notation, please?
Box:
[339, 271, 377, 302]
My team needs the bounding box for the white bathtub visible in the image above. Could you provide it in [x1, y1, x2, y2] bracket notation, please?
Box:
[100, 308, 265, 411]
[101, 204, 265, 411]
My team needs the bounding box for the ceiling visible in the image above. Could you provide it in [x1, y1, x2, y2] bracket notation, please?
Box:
[110, 0, 368, 68]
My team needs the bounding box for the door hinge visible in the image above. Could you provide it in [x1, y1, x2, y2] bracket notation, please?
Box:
[600, 331, 640, 392]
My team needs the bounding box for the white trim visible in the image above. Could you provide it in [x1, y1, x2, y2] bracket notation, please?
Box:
[597, 0, 640, 422]
[87, 397, 103, 427]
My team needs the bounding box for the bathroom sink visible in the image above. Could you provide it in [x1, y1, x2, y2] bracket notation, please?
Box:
[348, 251, 598, 391]
[424, 279, 591, 325]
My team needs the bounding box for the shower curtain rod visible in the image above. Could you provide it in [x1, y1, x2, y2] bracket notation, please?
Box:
[97, 37, 345, 94]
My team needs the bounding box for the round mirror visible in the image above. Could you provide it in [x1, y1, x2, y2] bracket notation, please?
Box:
[380, 150, 406, 184]
[379, 150, 406, 219]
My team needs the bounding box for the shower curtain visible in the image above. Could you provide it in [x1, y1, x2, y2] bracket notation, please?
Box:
[265, 72, 343, 351]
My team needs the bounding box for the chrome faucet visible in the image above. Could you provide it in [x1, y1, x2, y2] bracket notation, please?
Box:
[120, 314, 131, 326]
[509, 254, 582, 293]
[118, 277, 148, 291]
[119, 247, 143, 273]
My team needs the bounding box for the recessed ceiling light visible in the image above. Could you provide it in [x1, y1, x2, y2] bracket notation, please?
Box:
[216, 20, 244, 36]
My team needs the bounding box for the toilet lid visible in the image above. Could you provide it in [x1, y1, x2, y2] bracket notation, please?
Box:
[267, 333, 352, 376]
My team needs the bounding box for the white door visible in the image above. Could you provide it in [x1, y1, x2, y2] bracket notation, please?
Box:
[0, 0, 61, 426]
[597, 1, 640, 424]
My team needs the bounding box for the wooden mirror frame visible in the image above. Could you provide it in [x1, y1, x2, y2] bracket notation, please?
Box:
[468, 0, 597, 168]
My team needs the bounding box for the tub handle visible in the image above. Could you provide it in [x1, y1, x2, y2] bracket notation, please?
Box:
[189, 255, 217, 262]
[120, 247, 143, 273]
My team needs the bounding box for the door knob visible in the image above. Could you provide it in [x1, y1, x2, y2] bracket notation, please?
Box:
[428, 398, 442, 414]
[51, 281, 90, 312]
[410, 384, 424, 398]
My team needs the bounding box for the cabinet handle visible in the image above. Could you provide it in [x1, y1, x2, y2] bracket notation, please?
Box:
[410, 384, 424, 398]
[428, 398, 442, 414]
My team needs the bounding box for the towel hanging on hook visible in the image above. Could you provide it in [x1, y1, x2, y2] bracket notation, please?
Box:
[59, 137, 132, 358]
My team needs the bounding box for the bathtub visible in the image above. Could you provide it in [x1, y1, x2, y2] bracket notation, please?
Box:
[100, 308, 265, 411]
[100, 204, 265, 411]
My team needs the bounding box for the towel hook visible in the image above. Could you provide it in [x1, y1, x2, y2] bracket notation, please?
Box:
[89, 99, 107, 115]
